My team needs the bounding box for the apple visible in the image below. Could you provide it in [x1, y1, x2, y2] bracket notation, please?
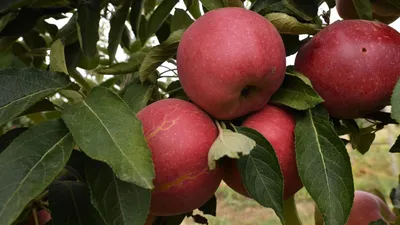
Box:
[222, 104, 303, 200]
[294, 19, 400, 119]
[336, 0, 400, 24]
[137, 98, 222, 216]
[17, 209, 51, 225]
[347, 190, 397, 224]
[144, 214, 155, 225]
[176, 7, 286, 120]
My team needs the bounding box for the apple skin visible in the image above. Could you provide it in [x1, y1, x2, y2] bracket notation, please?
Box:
[137, 98, 222, 216]
[222, 104, 303, 200]
[347, 190, 397, 224]
[336, 0, 400, 24]
[177, 7, 286, 120]
[294, 20, 400, 119]
[18, 209, 51, 225]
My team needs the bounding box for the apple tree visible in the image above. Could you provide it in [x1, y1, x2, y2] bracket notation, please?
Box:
[0, 0, 399, 225]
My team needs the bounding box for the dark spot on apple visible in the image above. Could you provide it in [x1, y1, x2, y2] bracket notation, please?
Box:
[241, 85, 257, 98]
[362, 47, 367, 53]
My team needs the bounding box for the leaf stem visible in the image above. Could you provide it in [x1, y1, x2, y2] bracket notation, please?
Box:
[32, 208, 39, 225]
[283, 196, 303, 225]
[69, 69, 92, 92]
[166, 87, 183, 95]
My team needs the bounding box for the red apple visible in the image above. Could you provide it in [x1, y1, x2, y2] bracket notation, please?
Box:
[294, 20, 400, 119]
[222, 104, 303, 200]
[177, 7, 286, 120]
[144, 214, 155, 225]
[336, 0, 400, 24]
[18, 209, 51, 225]
[347, 190, 397, 224]
[137, 98, 222, 216]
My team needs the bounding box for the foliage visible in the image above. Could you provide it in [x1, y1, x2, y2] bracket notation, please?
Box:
[0, 0, 399, 225]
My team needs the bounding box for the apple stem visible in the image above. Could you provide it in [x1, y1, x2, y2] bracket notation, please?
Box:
[32, 208, 39, 225]
[283, 195, 303, 225]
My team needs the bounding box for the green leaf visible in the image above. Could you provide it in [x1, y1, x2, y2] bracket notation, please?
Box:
[76, 0, 101, 69]
[144, 0, 156, 15]
[0, 12, 18, 33]
[389, 136, 400, 153]
[62, 86, 155, 189]
[50, 39, 69, 74]
[123, 84, 156, 113]
[236, 126, 285, 223]
[155, 16, 172, 43]
[48, 180, 107, 225]
[0, 119, 74, 225]
[265, 12, 321, 35]
[96, 51, 147, 74]
[0, 51, 14, 68]
[171, 8, 194, 33]
[129, 0, 145, 39]
[208, 127, 256, 170]
[198, 195, 217, 216]
[0, 127, 28, 153]
[0, 67, 72, 126]
[146, 0, 179, 40]
[21, 99, 55, 116]
[391, 78, 400, 123]
[282, 0, 319, 22]
[222, 0, 244, 7]
[325, 0, 336, 8]
[281, 34, 309, 57]
[139, 29, 183, 82]
[348, 125, 376, 155]
[185, 0, 202, 19]
[352, 0, 373, 20]
[270, 73, 324, 110]
[295, 106, 354, 225]
[108, 0, 132, 63]
[85, 158, 151, 225]
[200, 0, 224, 10]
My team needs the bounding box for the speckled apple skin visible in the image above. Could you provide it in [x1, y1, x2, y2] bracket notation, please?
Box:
[347, 190, 397, 224]
[177, 7, 286, 120]
[295, 20, 400, 119]
[137, 98, 222, 216]
[222, 104, 303, 200]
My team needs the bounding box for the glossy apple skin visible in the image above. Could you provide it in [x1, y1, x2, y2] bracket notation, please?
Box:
[177, 7, 286, 120]
[222, 104, 303, 200]
[336, 0, 400, 24]
[347, 190, 397, 224]
[294, 20, 400, 119]
[137, 98, 222, 216]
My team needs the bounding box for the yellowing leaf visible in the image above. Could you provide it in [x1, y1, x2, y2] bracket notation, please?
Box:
[208, 128, 256, 170]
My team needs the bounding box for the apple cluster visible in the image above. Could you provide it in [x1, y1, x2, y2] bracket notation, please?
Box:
[137, 5, 400, 225]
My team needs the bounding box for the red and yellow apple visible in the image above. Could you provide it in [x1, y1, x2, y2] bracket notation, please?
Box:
[177, 7, 286, 120]
[336, 0, 400, 24]
[222, 104, 303, 200]
[295, 19, 400, 119]
[137, 98, 222, 216]
[347, 190, 397, 224]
